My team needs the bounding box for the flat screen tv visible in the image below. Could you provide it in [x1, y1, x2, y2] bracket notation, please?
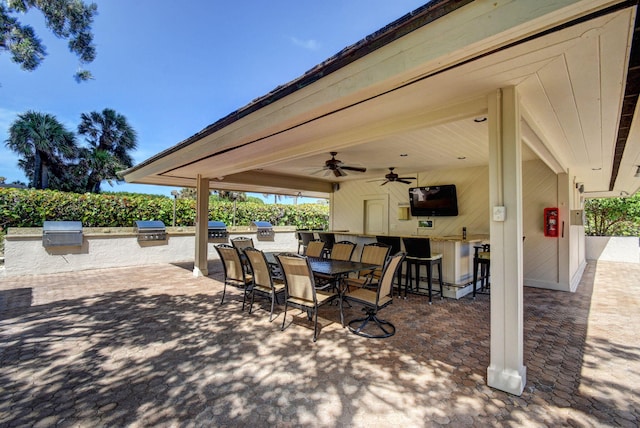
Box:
[409, 185, 459, 217]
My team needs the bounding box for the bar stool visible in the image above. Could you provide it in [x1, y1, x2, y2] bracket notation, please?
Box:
[317, 232, 335, 258]
[472, 244, 490, 298]
[401, 237, 443, 304]
[297, 231, 314, 254]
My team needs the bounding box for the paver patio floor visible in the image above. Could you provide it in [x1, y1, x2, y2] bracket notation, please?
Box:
[0, 260, 638, 427]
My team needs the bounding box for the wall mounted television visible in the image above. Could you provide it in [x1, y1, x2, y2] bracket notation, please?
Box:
[409, 185, 459, 217]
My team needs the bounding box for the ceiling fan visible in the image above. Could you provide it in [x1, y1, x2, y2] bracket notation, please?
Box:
[369, 167, 416, 185]
[317, 152, 367, 177]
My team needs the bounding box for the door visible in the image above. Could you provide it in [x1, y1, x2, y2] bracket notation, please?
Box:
[364, 195, 388, 235]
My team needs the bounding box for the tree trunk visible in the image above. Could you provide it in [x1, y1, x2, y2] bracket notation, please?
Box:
[41, 164, 49, 189]
[34, 151, 43, 189]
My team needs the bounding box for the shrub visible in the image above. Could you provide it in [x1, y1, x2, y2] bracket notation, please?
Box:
[584, 194, 640, 236]
[0, 188, 329, 229]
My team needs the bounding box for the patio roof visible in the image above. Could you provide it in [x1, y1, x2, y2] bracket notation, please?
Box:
[121, 0, 640, 198]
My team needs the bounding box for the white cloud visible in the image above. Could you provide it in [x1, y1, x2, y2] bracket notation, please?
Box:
[291, 37, 321, 51]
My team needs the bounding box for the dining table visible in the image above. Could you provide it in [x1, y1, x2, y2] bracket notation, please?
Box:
[264, 252, 380, 294]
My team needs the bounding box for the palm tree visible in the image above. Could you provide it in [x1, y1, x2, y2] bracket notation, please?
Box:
[5, 111, 77, 189]
[77, 108, 137, 193]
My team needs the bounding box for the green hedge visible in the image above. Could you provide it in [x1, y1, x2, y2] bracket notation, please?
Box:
[0, 188, 329, 229]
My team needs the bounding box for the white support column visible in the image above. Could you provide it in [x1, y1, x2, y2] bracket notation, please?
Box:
[193, 174, 209, 277]
[487, 87, 526, 395]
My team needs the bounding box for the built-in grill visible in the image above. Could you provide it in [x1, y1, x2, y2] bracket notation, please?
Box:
[252, 221, 275, 241]
[135, 220, 167, 241]
[42, 221, 83, 247]
[208, 221, 228, 242]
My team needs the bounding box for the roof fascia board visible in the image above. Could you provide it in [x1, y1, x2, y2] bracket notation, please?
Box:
[123, 0, 627, 184]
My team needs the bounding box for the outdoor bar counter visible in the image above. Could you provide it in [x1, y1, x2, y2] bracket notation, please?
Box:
[330, 231, 490, 299]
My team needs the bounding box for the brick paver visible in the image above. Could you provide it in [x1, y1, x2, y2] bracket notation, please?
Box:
[0, 260, 638, 427]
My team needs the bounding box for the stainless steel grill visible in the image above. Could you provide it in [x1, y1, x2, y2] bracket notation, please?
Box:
[135, 220, 167, 241]
[42, 221, 83, 247]
[252, 221, 274, 241]
[208, 221, 228, 242]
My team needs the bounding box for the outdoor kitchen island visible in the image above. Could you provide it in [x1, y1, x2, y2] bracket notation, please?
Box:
[333, 232, 489, 299]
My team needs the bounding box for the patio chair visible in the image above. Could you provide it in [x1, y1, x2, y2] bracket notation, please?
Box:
[343, 252, 406, 338]
[215, 244, 253, 305]
[314, 240, 357, 290]
[329, 241, 357, 261]
[231, 236, 254, 271]
[376, 235, 403, 293]
[304, 240, 326, 258]
[297, 231, 315, 254]
[344, 242, 390, 290]
[231, 236, 254, 250]
[276, 253, 342, 342]
[244, 247, 285, 321]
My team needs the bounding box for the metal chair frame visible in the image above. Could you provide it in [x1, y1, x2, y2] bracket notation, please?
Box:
[376, 235, 403, 294]
[244, 247, 285, 321]
[344, 242, 390, 290]
[344, 253, 406, 338]
[276, 253, 341, 342]
[215, 244, 253, 305]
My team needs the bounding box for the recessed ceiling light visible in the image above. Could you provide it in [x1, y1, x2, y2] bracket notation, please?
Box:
[400, 153, 408, 157]
[457, 156, 466, 160]
[592, 167, 601, 171]
[473, 116, 487, 123]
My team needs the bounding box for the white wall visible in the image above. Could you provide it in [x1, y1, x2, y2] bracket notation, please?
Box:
[333, 165, 490, 237]
[586, 236, 640, 263]
[522, 159, 561, 287]
[332, 159, 586, 291]
[3, 230, 298, 277]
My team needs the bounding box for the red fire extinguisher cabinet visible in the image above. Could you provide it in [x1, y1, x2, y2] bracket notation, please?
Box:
[544, 207, 559, 237]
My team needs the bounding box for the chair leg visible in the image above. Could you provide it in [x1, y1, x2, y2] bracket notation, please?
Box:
[281, 302, 288, 331]
[242, 286, 250, 311]
[313, 305, 319, 342]
[426, 263, 433, 304]
[347, 307, 396, 338]
[437, 260, 443, 300]
[404, 261, 411, 298]
[221, 282, 227, 305]
[269, 292, 275, 322]
[472, 258, 479, 299]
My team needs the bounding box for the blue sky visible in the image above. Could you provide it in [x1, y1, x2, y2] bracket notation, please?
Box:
[1, 1, 427, 202]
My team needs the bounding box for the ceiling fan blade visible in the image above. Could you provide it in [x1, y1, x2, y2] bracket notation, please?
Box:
[341, 166, 367, 173]
[366, 178, 385, 182]
[380, 180, 390, 186]
[400, 176, 417, 180]
[397, 179, 413, 184]
[334, 167, 347, 177]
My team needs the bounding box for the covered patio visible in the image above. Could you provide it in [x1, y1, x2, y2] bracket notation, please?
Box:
[1, 260, 638, 426]
[121, 0, 640, 397]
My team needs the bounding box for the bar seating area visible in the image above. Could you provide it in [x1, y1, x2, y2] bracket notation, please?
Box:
[472, 244, 491, 298]
[401, 237, 444, 304]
